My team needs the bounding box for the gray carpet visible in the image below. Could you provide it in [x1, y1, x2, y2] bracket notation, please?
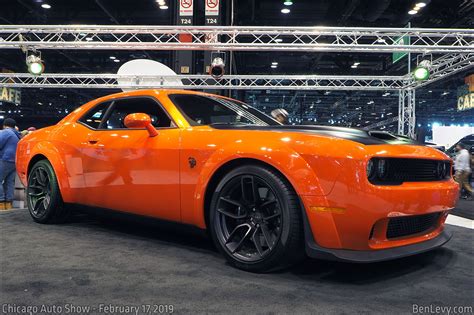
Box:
[1, 209, 473, 315]
[452, 199, 474, 220]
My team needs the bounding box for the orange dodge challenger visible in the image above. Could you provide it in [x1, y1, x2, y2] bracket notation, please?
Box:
[16, 89, 459, 272]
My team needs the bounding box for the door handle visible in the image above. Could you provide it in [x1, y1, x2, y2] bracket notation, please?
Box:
[88, 139, 99, 144]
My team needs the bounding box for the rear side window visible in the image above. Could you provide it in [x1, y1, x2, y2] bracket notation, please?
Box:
[101, 97, 172, 130]
[79, 101, 111, 129]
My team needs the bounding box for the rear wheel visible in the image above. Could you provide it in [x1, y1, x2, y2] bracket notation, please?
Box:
[27, 160, 69, 224]
[209, 164, 304, 272]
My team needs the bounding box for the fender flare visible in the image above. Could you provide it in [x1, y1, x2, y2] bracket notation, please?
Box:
[27, 141, 74, 202]
[191, 142, 325, 229]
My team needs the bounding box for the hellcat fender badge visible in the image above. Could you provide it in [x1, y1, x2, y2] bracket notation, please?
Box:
[188, 157, 197, 168]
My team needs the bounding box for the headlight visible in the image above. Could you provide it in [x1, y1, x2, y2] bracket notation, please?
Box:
[367, 160, 375, 179]
[377, 159, 388, 179]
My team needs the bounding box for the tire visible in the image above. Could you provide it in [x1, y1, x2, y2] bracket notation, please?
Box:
[27, 160, 69, 224]
[209, 164, 304, 272]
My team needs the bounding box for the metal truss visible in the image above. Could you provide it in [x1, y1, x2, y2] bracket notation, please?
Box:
[398, 89, 416, 138]
[362, 117, 398, 130]
[0, 25, 473, 53]
[0, 74, 408, 90]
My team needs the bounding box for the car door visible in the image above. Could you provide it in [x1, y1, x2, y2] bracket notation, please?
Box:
[80, 96, 181, 222]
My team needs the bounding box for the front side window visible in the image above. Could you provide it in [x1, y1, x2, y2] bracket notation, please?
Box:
[79, 101, 111, 129]
[101, 97, 173, 130]
[169, 94, 279, 126]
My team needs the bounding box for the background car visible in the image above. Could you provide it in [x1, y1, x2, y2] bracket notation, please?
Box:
[445, 134, 474, 158]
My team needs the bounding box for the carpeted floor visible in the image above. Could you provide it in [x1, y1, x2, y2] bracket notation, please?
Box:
[1, 209, 472, 314]
[452, 199, 473, 220]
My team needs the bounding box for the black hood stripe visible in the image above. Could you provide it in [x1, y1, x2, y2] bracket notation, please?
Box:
[210, 125, 418, 145]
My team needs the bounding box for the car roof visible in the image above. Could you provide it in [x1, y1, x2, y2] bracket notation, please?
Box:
[96, 89, 221, 101]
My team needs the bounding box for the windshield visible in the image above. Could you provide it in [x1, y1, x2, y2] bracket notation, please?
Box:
[169, 94, 280, 126]
[446, 134, 474, 155]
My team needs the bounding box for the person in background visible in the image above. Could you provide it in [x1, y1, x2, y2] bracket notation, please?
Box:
[454, 143, 473, 200]
[0, 118, 22, 210]
[20, 127, 37, 138]
[271, 108, 289, 124]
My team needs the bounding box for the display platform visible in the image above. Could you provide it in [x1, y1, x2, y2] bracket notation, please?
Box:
[1, 209, 472, 313]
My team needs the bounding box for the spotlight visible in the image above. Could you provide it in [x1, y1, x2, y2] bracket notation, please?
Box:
[159, 5, 168, 9]
[281, 8, 290, 13]
[209, 57, 225, 79]
[415, 2, 427, 7]
[26, 51, 44, 75]
[408, 10, 418, 15]
[41, 3, 51, 9]
[413, 59, 431, 81]
[283, 0, 293, 5]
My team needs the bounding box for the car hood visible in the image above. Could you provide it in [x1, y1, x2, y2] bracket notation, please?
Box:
[210, 124, 421, 146]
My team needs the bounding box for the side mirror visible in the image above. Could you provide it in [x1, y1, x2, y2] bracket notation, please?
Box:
[124, 113, 158, 137]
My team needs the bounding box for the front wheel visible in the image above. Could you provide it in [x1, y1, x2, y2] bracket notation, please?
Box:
[27, 160, 69, 224]
[209, 164, 304, 272]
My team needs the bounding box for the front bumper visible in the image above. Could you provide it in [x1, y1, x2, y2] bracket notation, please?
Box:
[305, 228, 452, 263]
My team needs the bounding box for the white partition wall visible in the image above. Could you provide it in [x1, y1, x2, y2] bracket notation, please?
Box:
[432, 126, 474, 148]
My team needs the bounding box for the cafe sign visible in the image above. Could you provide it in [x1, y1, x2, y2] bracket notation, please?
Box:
[0, 87, 21, 105]
[457, 74, 474, 112]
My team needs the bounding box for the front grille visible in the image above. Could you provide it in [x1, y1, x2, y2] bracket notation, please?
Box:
[386, 212, 441, 239]
[368, 158, 451, 185]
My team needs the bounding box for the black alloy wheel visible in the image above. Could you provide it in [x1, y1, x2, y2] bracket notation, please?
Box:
[27, 160, 69, 223]
[28, 166, 52, 216]
[210, 164, 304, 272]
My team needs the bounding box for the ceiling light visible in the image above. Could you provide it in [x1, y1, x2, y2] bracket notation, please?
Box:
[351, 65, 357, 68]
[353, 62, 360, 66]
[408, 10, 418, 15]
[275, 38, 283, 43]
[85, 37, 93, 41]
[281, 8, 290, 14]
[41, 3, 51, 9]
[413, 67, 429, 79]
[113, 59, 120, 63]
[271, 65, 277, 68]
[26, 52, 44, 75]
[413, 59, 431, 80]
[415, 2, 427, 7]
[159, 5, 168, 9]
[271, 62, 278, 65]
[210, 57, 225, 78]
[283, 0, 293, 5]
[109, 56, 116, 60]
